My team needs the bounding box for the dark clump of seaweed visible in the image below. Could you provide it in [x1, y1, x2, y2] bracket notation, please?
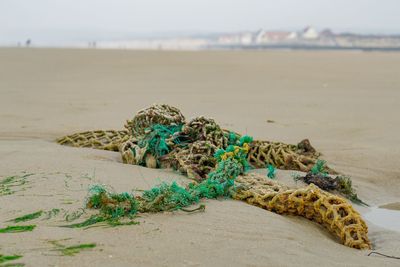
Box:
[65, 136, 253, 228]
[9, 211, 43, 223]
[294, 160, 368, 205]
[0, 225, 36, 233]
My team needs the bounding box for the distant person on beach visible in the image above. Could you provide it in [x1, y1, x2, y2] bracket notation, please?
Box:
[88, 41, 97, 48]
[25, 39, 31, 47]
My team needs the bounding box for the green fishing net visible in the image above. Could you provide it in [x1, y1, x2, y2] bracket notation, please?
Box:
[70, 136, 254, 227]
[138, 124, 184, 158]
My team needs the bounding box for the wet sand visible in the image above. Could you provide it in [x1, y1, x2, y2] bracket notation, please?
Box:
[1, 48, 400, 266]
[379, 202, 400, 211]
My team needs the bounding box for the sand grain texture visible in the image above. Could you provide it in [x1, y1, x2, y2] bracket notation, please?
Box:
[0, 48, 400, 266]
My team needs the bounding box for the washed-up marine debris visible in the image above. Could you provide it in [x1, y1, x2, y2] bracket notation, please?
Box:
[125, 104, 185, 136]
[293, 160, 367, 205]
[248, 139, 325, 173]
[57, 130, 129, 151]
[65, 138, 251, 228]
[57, 104, 370, 249]
[233, 173, 371, 249]
[57, 104, 324, 180]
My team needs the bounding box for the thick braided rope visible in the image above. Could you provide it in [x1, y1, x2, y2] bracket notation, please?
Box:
[232, 173, 371, 249]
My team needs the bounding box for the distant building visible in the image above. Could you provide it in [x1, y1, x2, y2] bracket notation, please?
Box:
[255, 29, 266, 43]
[218, 34, 241, 45]
[218, 32, 253, 45]
[240, 33, 253, 45]
[287, 31, 298, 40]
[255, 29, 295, 44]
[302, 26, 319, 39]
[320, 28, 334, 38]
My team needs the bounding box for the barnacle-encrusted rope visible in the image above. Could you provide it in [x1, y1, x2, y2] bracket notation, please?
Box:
[233, 173, 371, 249]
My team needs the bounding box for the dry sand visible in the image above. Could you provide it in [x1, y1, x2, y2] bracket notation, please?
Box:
[0, 48, 400, 266]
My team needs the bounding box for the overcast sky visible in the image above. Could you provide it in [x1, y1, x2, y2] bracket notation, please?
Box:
[1, 0, 399, 43]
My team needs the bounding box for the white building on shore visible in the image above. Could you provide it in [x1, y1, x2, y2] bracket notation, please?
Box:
[302, 26, 319, 39]
[254, 29, 298, 44]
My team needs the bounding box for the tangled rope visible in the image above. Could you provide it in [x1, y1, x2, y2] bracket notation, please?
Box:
[125, 104, 186, 136]
[56, 130, 129, 151]
[66, 137, 252, 227]
[233, 173, 371, 249]
[247, 140, 323, 173]
[160, 141, 218, 181]
[57, 104, 371, 249]
[57, 104, 325, 175]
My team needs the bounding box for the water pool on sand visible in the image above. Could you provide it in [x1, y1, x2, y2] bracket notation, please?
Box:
[364, 202, 400, 233]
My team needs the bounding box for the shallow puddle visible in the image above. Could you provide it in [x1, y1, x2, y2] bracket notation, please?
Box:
[364, 202, 400, 232]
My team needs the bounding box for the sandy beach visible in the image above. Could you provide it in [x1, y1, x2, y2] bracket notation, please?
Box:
[0, 48, 400, 266]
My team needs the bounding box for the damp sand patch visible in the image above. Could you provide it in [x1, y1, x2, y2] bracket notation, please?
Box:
[364, 202, 400, 233]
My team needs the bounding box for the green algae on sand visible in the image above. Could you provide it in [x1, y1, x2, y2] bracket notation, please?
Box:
[0, 254, 22, 264]
[9, 211, 43, 223]
[0, 173, 34, 196]
[58, 243, 97, 256]
[49, 240, 97, 256]
[0, 225, 36, 233]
